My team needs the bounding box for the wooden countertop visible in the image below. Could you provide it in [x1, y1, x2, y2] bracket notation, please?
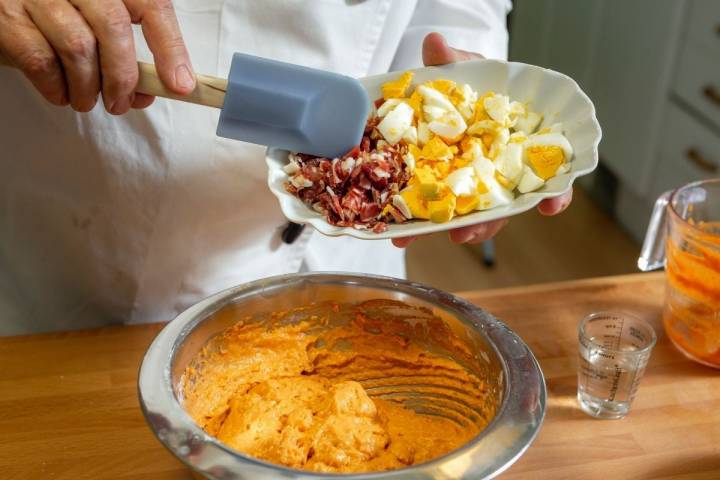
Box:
[1, 272, 718, 479]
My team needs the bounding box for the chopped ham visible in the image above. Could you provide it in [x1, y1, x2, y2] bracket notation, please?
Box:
[285, 116, 411, 232]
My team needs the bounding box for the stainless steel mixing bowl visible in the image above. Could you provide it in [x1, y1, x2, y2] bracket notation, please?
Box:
[138, 273, 545, 479]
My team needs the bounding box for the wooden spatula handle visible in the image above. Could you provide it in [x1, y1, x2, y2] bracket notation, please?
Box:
[136, 61, 226, 108]
[0, 53, 227, 109]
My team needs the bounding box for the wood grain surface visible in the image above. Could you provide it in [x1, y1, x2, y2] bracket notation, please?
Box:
[1, 272, 718, 480]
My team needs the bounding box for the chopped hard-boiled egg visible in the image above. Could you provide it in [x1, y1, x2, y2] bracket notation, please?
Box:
[428, 109, 467, 142]
[444, 167, 476, 197]
[471, 156, 496, 184]
[557, 163, 571, 175]
[422, 105, 447, 123]
[484, 93, 511, 125]
[477, 178, 514, 210]
[377, 102, 414, 145]
[455, 194, 481, 214]
[392, 194, 413, 219]
[400, 186, 430, 219]
[494, 143, 524, 184]
[514, 110, 543, 134]
[421, 136, 454, 162]
[523, 132, 574, 179]
[488, 127, 510, 159]
[417, 85, 457, 111]
[377, 98, 403, 117]
[366, 72, 575, 223]
[467, 119, 498, 136]
[403, 152, 416, 172]
[455, 84, 478, 120]
[517, 165, 545, 193]
[402, 126, 418, 145]
[417, 121, 431, 146]
[428, 192, 456, 223]
[382, 71, 413, 100]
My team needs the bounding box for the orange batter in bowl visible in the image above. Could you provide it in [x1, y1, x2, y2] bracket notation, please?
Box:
[181, 300, 494, 473]
[664, 220, 720, 366]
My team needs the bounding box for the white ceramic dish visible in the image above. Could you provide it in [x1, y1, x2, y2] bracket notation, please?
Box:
[266, 59, 602, 240]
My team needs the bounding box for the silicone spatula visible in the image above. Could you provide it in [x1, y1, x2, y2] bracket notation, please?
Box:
[0, 52, 370, 158]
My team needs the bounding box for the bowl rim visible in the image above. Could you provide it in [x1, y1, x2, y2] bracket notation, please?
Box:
[138, 272, 546, 479]
[265, 58, 602, 240]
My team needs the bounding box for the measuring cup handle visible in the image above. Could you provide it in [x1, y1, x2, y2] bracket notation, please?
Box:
[638, 190, 673, 271]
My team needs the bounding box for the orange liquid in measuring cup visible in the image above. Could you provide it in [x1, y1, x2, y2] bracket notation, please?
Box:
[664, 221, 720, 367]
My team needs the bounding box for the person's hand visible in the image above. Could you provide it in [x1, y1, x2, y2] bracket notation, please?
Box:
[0, 0, 196, 114]
[392, 32, 573, 248]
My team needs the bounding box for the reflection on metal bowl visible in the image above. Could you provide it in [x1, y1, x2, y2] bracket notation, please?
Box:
[138, 273, 545, 479]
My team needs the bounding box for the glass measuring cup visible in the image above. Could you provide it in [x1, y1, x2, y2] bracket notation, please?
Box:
[639, 179, 720, 368]
[577, 312, 656, 419]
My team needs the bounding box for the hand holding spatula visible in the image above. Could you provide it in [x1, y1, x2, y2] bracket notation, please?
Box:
[1, 52, 370, 158]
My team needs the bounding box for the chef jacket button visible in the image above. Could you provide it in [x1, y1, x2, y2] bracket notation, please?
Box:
[281, 222, 306, 244]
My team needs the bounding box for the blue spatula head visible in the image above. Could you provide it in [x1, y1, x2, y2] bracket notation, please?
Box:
[217, 53, 370, 159]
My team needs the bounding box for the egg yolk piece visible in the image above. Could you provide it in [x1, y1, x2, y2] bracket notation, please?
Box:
[421, 136, 454, 161]
[455, 194, 480, 215]
[406, 91, 424, 121]
[424, 79, 456, 96]
[471, 92, 494, 123]
[410, 166, 443, 200]
[381, 72, 414, 100]
[400, 187, 430, 219]
[428, 193, 456, 223]
[526, 145, 565, 180]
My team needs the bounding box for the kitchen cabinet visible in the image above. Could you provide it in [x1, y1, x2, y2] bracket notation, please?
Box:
[510, 0, 720, 242]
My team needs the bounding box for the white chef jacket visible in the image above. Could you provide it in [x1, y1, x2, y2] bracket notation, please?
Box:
[0, 0, 510, 335]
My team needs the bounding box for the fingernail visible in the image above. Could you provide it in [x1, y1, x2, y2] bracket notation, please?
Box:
[109, 96, 130, 115]
[175, 64, 195, 90]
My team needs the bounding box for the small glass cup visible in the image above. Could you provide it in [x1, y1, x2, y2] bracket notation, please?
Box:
[577, 312, 657, 419]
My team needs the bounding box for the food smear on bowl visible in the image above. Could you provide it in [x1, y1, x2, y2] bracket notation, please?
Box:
[284, 71, 574, 232]
[181, 300, 494, 473]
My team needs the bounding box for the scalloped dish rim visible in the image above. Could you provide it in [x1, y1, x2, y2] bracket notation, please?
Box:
[265, 59, 602, 240]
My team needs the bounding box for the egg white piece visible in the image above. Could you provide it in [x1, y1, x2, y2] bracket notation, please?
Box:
[514, 111, 542, 134]
[428, 110, 467, 140]
[392, 194, 413, 219]
[417, 85, 456, 111]
[477, 178, 514, 210]
[402, 126, 418, 145]
[488, 127, 511, 159]
[422, 105, 447, 123]
[403, 152, 416, 172]
[494, 143, 523, 183]
[377, 102, 414, 145]
[517, 165, 545, 193]
[484, 93, 511, 125]
[467, 119, 498, 136]
[341, 156, 356, 173]
[290, 174, 313, 189]
[557, 163, 571, 174]
[523, 132, 574, 162]
[471, 156, 496, 184]
[463, 141, 486, 161]
[377, 99, 403, 117]
[283, 161, 300, 175]
[444, 167, 477, 197]
[417, 121, 431, 146]
[457, 84, 478, 120]
[504, 101, 525, 128]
